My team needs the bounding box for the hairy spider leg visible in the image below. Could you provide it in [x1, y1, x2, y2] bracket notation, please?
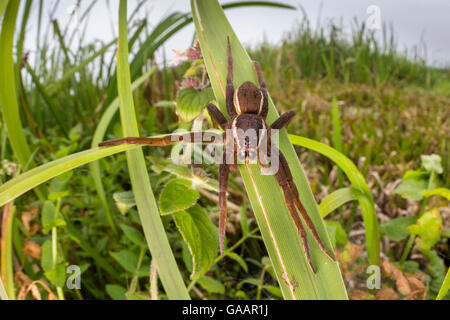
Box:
[207, 103, 228, 130]
[98, 132, 223, 147]
[226, 36, 237, 120]
[277, 146, 336, 271]
[252, 60, 269, 119]
[273, 147, 316, 273]
[270, 110, 296, 130]
[218, 150, 230, 256]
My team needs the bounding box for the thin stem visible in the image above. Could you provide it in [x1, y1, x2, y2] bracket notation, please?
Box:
[187, 228, 260, 291]
[129, 246, 146, 294]
[52, 198, 65, 300]
[256, 264, 270, 300]
[399, 171, 435, 265]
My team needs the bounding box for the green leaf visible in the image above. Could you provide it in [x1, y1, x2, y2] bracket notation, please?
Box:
[326, 221, 348, 246]
[0, 144, 140, 208]
[225, 252, 248, 272]
[90, 68, 157, 233]
[437, 268, 450, 300]
[403, 169, 428, 181]
[159, 179, 199, 215]
[41, 201, 66, 234]
[197, 276, 225, 294]
[113, 191, 137, 215]
[119, 224, 146, 247]
[393, 179, 428, 201]
[176, 87, 215, 122]
[126, 292, 151, 300]
[40, 240, 53, 273]
[421, 154, 443, 174]
[422, 188, 450, 201]
[110, 250, 150, 277]
[263, 285, 283, 298]
[0, 0, 45, 200]
[173, 205, 218, 280]
[45, 263, 66, 288]
[106, 284, 127, 300]
[408, 209, 443, 250]
[319, 188, 363, 218]
[380, 216, 418, 242]
[152, 161, 219, 192]
[110, 250, 139, 274]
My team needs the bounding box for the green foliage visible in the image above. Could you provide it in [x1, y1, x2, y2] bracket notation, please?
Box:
[41, 201, 66, 234]
[198, 276, 225, 294]
[407, 209, 443, 251]
[173, 205, 219, 281]
[159, 179, 200, 215]
[380, 216, 418, 242]
[176, 88, 215, 122]
[110, 250, 149, 277]
[326, 221, 348, 247]
[437, 268, 450, 300]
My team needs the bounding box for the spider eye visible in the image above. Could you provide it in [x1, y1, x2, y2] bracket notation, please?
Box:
[238, 150, 246, 160]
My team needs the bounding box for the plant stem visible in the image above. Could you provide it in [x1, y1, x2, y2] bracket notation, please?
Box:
[187, 228, 260, 291]
[399, 171, 435, 265]
[0, 202, 15, 300]
[52, 198, 64, 300]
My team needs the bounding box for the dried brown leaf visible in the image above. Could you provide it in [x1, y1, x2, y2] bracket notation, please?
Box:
[376, 288, 399, 300]
[23, 240, 42, 259]
[349, 289, 374, 300]
[21, 206, 39, 232]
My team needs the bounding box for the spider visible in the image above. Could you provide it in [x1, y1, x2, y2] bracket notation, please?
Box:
[99, 37, 335, 273]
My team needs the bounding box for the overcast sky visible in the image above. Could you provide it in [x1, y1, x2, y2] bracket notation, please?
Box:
[22, 0, 450, 67]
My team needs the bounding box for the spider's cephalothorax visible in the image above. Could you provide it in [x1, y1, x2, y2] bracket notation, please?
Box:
[98, 37, 335, 274]
[234, 81, 264, 115]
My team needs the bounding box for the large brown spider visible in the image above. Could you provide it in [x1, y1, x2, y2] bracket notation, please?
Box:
[99, 38, 334, 273]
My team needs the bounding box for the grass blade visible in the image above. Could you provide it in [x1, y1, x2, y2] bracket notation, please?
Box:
[0, 144, 140, 208]
[116, 0, 189, 300]
[0, 0, 46, 200]
[1, 202, 15, 299]
[0, 276, 7, 300]
[289, 134, 380, 265]
[89, 68, 156, 234]
[191, 0, 347, 299]
[437, 267, 450, 300]
[319, 188, 364, 218]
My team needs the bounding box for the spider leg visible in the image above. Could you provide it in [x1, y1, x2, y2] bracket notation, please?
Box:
[252, 60, 269, 119]
[271, 110, 296, 130]
[98, 132, 222, 147]
[278, 148, 336, 263]
[273, 150, 316, 274]
[226, 36, 237, 120]
[207, 103, 228, 130]
[219, 150, 230, 256]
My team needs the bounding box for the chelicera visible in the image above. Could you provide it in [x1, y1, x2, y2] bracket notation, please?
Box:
[99, 37, 335, 273]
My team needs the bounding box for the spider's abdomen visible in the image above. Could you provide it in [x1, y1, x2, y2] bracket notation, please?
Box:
[232, 114, 266, 152]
